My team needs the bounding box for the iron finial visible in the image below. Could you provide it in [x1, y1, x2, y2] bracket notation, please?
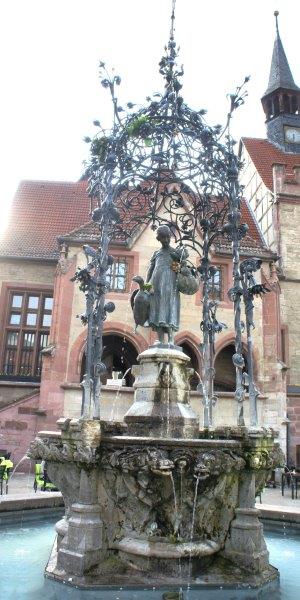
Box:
[170, 0, 176, 41]
[274, 10, 279, 35]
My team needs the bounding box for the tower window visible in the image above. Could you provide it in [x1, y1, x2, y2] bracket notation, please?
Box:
[267, 99, 273, 119]
[291, 95, 298, 114]
[273, 96, 280, 117]
[283, 94, 290, 113]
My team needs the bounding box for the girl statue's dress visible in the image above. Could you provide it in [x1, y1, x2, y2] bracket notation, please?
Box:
[147, 246, 180, 332]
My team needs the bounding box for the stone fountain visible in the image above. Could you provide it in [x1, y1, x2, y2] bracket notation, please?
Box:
[28, 5, 284, 592]
[29, 343, 283, 590]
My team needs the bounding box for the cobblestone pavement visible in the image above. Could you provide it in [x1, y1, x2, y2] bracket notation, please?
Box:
[258, 486, 300, 509]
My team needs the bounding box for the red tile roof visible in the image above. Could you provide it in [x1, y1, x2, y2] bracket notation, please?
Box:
[0, 180, 91, 259]
[241, 199, 265, 248]
[0, 179, 266, 260]
[242, 137, 300, 191]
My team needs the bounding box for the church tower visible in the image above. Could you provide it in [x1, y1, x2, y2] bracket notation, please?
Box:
[261, 11, 300, 153]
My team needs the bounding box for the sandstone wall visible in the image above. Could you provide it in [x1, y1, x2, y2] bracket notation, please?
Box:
[0, 258, 56, 289]
[0, 393, 41, 467]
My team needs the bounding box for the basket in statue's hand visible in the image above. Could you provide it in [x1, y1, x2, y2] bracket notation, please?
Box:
[177, 265, 199, 295]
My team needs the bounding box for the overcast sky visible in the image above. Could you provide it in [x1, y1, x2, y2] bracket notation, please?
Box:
[1, 0, 299, 231]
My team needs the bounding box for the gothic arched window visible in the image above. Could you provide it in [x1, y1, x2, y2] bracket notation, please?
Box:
[81, 334, 138, 386]
[214, 344, 248, 392]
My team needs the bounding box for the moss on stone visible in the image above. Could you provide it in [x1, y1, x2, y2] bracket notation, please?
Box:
[93, 554, 127, 576]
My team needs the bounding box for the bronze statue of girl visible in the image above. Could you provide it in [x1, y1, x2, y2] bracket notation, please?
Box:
[146, 225, 186, 345]
[131, 225, 198, 345]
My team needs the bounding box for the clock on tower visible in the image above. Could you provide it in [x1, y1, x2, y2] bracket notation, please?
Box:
[284, 127, 300, 144]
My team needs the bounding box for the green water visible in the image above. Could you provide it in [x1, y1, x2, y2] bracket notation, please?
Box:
[0, 514, 299, 599]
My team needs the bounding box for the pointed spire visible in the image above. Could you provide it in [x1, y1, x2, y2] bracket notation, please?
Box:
[158, 0, 184, 97]
[169, 0, 176, 41]
[264, 11, 299, 96]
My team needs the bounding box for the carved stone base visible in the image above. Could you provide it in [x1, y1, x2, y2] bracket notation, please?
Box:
[124, 346, 199, 438]
[114, 537, 219, 577]
[57, 467, 104, 576]
[224, 507, 269, 573]
[58, 502, 104, 576]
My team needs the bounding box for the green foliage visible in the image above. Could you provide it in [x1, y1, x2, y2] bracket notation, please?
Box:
[126, 115, 154, 147]
[126, 115, 149, 137]
[142, 282, 152, 291]
[91, 136, 109, 163]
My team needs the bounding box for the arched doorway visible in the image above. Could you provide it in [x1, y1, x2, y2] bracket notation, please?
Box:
[214, 344, 248, 392]
[80, 334, 139, 387]
[180, 341, 201, 391]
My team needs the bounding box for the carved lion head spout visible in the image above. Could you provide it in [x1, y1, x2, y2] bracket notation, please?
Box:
[194, 449, 246, 481]
[194, 451, 218, 480]
[176, 458, 187, 473]
[147, 449, 174, 477]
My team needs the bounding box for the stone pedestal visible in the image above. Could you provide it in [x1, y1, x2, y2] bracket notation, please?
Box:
[224, 471, 269, 573]
[124, 345, 199, 438]
[58, 469, 104, 576]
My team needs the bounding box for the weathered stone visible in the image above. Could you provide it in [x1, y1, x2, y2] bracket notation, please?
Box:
[223, 471, 269, 573]
[57, 469, 105, 576]
[32, 424, 281, 587]
[124, 346, 199, 438]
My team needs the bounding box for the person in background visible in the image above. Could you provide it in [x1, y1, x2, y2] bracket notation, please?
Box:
[0, 452, 14, 492]
[0, 452, 13, 476]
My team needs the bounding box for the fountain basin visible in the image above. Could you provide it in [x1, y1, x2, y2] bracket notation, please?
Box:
[28, 419, 283, 588]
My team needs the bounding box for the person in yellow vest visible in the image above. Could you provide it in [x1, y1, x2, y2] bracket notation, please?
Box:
[0, 453, 13, 494]
[0, 453, 13, 478]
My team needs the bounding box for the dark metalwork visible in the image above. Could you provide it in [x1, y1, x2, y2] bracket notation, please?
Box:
[200, 299, 227, 428]
[198, 220, 227, 427]
[71, 243, 115, 419]
[73, 0, 267, 426]
[240, 258, 270, 426]
[224, 152, 249, 426]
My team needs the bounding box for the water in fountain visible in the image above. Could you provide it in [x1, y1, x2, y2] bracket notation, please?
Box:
[190, 476, 200, 542]
[170, 471, 179, 536]
[9, 454, 31, 482]
[6, 454, 35, 529]
[194, 370, 203, 389]
[187, 475, 201, 591]
[2, 512, 297, 598]
[109, 367, 132, 421]
[179, 465, 184, 513]
[109, 280, 135, 421]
